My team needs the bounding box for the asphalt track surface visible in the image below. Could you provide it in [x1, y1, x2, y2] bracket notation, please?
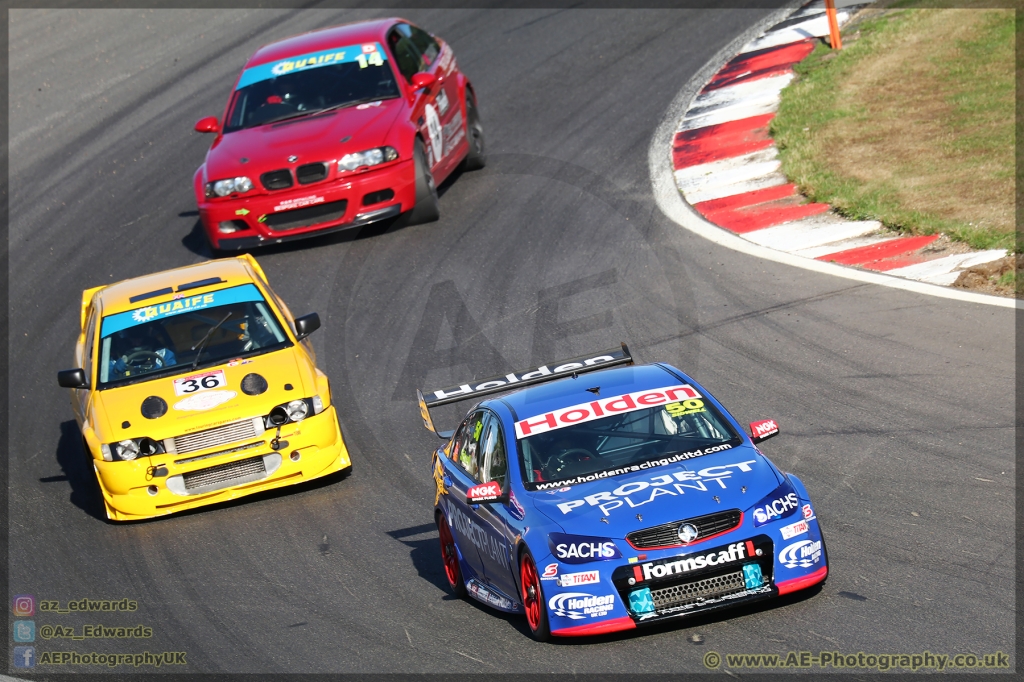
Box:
[9, 6, 1015, 675]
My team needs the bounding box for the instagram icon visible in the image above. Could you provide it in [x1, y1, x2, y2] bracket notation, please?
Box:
[12, 595, 34, 617]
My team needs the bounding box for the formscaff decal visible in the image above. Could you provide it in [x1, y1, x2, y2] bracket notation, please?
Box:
[635, 541, 754, 582]
[515, 385, 702, 439]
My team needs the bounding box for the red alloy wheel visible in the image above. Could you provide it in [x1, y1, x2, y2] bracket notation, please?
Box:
[521, 554, 541, 629]
[436, 516, 465, 596]
[519, 552, 549, 640]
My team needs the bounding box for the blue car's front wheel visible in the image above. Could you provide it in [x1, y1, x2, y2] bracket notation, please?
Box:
[437, 514, 466, 598]
[520, 551, 551, 642]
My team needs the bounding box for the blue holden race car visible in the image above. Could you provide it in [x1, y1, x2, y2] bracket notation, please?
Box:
[417, 344, 828, 640]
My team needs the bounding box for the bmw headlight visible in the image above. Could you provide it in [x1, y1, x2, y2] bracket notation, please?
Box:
[205, 176, 254, 198]
[338, 147, 398, 172]
[100, 437, 164, 462]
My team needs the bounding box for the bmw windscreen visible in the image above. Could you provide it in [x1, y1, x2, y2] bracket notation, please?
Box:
[517, 386, 742, 490]
[225, 43, 400, 131]
[97, 284, 290, 389]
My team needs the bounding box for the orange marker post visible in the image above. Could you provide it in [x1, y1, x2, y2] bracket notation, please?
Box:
[825, 0, 843, 50]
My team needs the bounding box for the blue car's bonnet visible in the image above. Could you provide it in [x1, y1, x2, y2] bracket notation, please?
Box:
[527, 445, 783, 539]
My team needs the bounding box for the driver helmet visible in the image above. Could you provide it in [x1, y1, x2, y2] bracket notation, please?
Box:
[119, 325, 154, 351]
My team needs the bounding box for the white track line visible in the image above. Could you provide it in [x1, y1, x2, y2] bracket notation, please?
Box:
[745, 217, 882, 252]
[680, 95, 782, 131]
[674, 148, 778, 182]
[690, 73, 795, 111]
[682, 172, 790, 206]
[886, 249, 1008, 282]
[740, 12, 851, 53]
[648, 1, 1017, 308]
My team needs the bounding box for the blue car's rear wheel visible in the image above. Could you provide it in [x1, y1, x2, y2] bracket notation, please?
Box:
[520, 551, 551, 641]
[437, 514, 466, 598]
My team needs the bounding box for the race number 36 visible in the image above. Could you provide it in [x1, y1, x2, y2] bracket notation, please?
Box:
[173, 370, 227, 396]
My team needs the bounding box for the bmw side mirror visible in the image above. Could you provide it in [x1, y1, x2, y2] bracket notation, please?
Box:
[466, 481, 508, 505]
[194, 116, 220, 134]
[411, 72, 437, 91]
[293, 313, 321, 339]
[749, 418, 779, 444]
[57, 368, 89, 389]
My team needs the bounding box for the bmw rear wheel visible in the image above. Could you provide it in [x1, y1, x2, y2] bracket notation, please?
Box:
[519, 550, 551, 641]
[437, 513, 466, 598]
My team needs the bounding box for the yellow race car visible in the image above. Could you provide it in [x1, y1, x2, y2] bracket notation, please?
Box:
[56, 255, 352, 521]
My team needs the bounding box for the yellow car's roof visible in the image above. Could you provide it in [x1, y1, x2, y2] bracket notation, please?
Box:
[93, 258, 260, 316]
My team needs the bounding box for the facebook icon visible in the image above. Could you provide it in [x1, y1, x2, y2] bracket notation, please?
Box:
[13, 646, 35, 668]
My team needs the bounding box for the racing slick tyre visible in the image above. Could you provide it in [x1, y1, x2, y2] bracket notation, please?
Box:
[397, 139, 440, 227]
[437, 513, 467, 598]
[461, 93, 486, 171]
[519, 550, 551, 642]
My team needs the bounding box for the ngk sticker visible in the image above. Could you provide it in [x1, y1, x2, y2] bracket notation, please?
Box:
[466, 481, 501, 502]
[750, 418, 779, 439]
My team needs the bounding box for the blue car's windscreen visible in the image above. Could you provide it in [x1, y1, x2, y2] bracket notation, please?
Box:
[96, 284, 290, 389]
[225, 42, 400, 132]
[517, 388, 742, 491]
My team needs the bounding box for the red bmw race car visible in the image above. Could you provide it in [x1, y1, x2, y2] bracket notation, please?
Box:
[193, 18, 485, 251]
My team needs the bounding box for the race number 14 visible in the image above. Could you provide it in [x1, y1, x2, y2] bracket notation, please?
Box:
[356, 52, 384, 69]
[173, 369, 227, 396]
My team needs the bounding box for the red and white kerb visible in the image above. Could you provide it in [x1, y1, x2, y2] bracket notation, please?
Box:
[514, 385, 702, 439]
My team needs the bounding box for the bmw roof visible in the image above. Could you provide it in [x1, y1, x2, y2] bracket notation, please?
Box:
[244, 18, 401, 69]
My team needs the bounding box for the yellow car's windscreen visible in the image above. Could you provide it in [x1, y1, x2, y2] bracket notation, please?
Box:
[97, 284, 289, 388]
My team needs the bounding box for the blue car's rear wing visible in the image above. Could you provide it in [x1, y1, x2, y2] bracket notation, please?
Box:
[416, 343, 633, 438]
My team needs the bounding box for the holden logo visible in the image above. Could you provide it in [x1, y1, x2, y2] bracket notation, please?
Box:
[677, 523, 699, 543]
[287, 155, 298, 163]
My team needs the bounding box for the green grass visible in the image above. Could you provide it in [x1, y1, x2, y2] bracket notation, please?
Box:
[771, 4, 1015, 252]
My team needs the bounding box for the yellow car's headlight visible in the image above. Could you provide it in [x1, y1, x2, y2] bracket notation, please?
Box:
[264, 398, 318, 428]
[100, 437, 163, 462]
